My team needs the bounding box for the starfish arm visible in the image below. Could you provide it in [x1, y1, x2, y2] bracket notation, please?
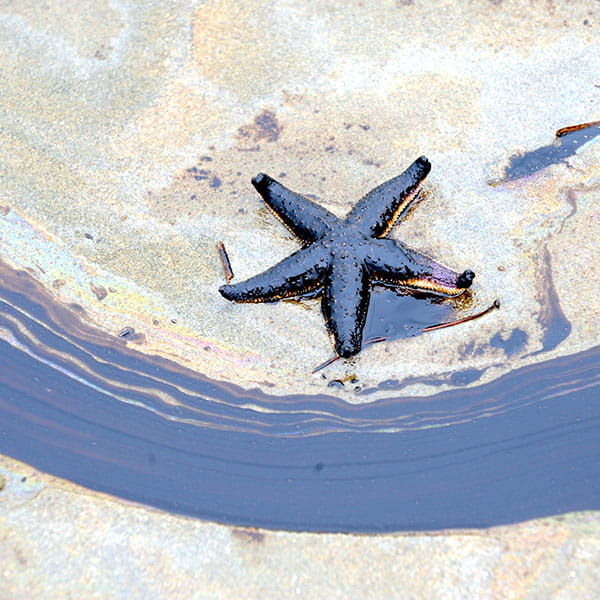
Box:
[320, 257, 371, 358]
[366, 239, 475, 296]
[345, 156, 431, 238]
[219, 243, 329, 303]
[252, 173, 337, 243]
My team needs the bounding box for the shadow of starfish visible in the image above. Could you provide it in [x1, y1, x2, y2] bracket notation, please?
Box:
[219, 157, 474, 357]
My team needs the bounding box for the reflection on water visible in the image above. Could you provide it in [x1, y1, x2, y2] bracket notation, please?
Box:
[0, 260, 599, 532]
[364, 285, 456, 343]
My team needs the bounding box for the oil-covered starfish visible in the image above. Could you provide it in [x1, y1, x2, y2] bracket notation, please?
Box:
[219, 157, 474, 358]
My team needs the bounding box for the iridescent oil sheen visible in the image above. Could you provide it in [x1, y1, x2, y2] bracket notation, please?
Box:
[0, 260, 598, 532]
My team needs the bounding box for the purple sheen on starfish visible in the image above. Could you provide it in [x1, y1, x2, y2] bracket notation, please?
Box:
[219, 157, 474, 358]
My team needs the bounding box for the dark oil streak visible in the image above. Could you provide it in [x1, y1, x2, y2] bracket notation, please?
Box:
[530, 247, 572, 356]
[498, 122, 600, 182]
[0, 261, 599, 532]
[363, 286, 456, 343]
[490, 328, 528, 357]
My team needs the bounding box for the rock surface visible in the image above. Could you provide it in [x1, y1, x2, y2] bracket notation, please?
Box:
[0, 0, 598, 596]
[1, 456, 600, 599]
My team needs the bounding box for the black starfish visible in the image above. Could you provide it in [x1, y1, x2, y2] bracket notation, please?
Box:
[219, 157, 474, 358]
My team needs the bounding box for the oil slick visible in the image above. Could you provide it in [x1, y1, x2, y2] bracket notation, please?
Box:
[493, 120, 600, 183]
[0, 259, 598, 532]
[312, 298, 499, 374]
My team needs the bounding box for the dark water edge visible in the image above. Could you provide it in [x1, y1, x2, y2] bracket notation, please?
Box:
[0, 261, 598, 532]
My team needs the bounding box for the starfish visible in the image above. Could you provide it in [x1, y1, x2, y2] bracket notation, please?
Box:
[219, 157, 475, 358]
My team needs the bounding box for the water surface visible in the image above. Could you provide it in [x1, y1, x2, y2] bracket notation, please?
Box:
[0, 260, 598, 532]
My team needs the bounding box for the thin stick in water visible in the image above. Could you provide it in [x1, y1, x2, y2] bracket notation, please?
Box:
[556, 120, 600, 138]
[216, 241, 234, 283]
[422, 299, 500, 332]
[312, 337, 387, 374]
[311, 354, 340, 374]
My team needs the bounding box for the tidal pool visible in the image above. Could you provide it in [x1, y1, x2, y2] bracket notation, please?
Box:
[0, 0, 599, 533]
[1, 259, 598, 532]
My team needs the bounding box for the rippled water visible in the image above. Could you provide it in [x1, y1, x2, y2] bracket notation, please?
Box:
[0, 259, 598, 531]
